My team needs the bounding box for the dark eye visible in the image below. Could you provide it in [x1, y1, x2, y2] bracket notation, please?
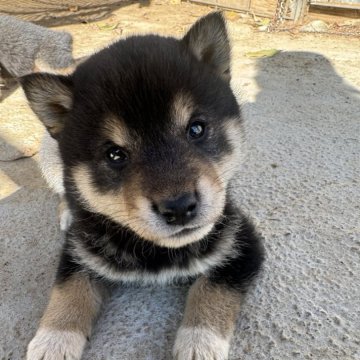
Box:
[188, 121, 205, 139]
[106, 146, 128, 166]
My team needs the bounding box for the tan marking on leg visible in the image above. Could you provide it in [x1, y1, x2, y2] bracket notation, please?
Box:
[181, 276, 241, 336]
[27, 274, 105, 360]
[173, 276, 241, 360]
[40, 274, 104, 335]
[71, 164, 133, 227]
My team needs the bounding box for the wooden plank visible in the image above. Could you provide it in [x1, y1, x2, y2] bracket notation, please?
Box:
[190, 0, 282, 19]
[250, 0, 278, 17]
[221, 0, 251, 10]
[293, 0, 309, 21]
[311, 1, 360, 10]
[189, 0, 251, 11]
[308, 5, 360, 20]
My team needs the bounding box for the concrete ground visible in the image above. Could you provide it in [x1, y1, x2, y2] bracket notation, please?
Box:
[0, 2, 359, 359]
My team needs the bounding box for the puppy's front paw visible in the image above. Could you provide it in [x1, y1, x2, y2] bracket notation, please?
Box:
[173, 326, 230, 360]
[27, 328, 86, 360]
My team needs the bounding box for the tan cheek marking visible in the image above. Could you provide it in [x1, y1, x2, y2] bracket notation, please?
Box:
[180, 276, 241, 338]
[196, 172, 225, 225]
[198, 160, 225, 203]
[215, 118, 244, 185]
[72, 164, 127, 218]
[224, 117, 244, 149]
[171, 92, 194, 130]
[39, 274, 104, 336]
[214, 152, 237, 187]
[72, 164, 152, 237]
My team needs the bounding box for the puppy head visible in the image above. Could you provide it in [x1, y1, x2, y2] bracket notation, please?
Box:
[21, 12, 243, 248]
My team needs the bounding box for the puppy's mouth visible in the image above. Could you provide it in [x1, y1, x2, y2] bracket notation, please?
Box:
[170, 226, 202, 238]
[168, 221, 216, 240]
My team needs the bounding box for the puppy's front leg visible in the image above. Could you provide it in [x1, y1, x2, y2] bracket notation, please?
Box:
[173, 277, 241, 360]
[27, 271, 105, 360]
[174, 217, 264, 360]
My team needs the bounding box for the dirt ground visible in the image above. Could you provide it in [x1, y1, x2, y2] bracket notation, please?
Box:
[1, 1, 359, 359]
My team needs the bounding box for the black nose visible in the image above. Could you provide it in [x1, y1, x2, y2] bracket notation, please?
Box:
[154, 192, 198, 226]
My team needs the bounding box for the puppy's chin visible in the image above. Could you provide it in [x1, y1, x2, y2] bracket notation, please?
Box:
[146, 223, 215, 249]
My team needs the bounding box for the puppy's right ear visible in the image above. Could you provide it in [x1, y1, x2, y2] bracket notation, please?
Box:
[20, 74, 73, 139]
[183, 12, 231, 81]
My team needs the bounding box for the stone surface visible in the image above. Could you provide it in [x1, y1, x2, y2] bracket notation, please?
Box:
[301, 20, 329, 33]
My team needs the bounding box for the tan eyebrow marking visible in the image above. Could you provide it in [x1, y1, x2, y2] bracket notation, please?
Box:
[102, 115, 131, 147]
[171, 92, 194, 129]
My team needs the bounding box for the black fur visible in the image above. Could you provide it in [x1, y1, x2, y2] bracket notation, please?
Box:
[210, 215, 265, 291]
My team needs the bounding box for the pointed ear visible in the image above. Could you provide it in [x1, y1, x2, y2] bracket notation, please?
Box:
[20, 73, 73, 139]
[182, 12, 231, 81]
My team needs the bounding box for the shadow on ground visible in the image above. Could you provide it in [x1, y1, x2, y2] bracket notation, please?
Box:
[229, 51, 359, 359]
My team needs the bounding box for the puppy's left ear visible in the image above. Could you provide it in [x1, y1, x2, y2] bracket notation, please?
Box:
[183, 12, 231, 81]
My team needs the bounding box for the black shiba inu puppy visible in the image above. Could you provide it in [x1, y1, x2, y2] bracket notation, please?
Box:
[21, 12, 264, 360]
